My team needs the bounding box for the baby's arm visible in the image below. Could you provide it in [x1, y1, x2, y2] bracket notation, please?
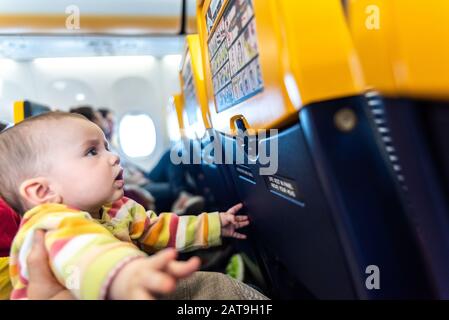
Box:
[10, 206, 146, 299]
[136, 211, 223, 253]
[128, 201, 249, 253]
[218, 203, 250, 239]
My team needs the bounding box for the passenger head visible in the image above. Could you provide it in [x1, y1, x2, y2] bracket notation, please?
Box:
[97, 108, 115, 140]
[0, 112, 124, 215]
[70, 105, 106, 131]
[0, 122, 8, 132]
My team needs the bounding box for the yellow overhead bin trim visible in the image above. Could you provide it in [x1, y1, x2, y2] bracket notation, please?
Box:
[0, 15, 181, 34]
[186, 16, 198, 34]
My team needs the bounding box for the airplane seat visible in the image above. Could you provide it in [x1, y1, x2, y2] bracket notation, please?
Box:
[179, 35, 270, 292]
[198, 0, 433, 299]
[166, 94, 206, 201]
[167, 92, 243, 278]
[348, 0, 449, 297]
[13, 100, 51, 124]
[180, 35, 240, 212]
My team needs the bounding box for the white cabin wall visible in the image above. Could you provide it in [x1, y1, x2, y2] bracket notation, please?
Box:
[0, 55, 182, 172]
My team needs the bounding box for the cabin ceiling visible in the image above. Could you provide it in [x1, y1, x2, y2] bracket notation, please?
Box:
[0, 0, 197, 35]
[0, 35, 185, 60]
[0, 0, 197, 60]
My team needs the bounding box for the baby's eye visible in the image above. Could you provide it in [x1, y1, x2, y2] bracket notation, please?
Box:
[86, 147, 98, 156]
[105, 142, 110, 151]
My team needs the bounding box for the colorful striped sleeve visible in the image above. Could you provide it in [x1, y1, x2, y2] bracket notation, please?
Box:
[102, 197, 221, 253]
[121, 200, 222, 253]
[9, 203, 146, 300]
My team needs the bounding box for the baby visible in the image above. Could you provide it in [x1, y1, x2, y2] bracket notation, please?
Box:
[0, 112, 250, 300]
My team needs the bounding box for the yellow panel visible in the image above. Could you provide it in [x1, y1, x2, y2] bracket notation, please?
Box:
[349, 0, 449, 100]
[347, 0, 397, 95]
[276, 0, 364, 104]
[13, 101, 24, 124]
[198, 0, 365, 135]
[179, 34, 210, 139]
[173, 94, 185, 131]
[393, 0, 449, 100]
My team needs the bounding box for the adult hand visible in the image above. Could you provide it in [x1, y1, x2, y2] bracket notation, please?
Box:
[108, 248, 200, 300]
[27, 230, 74, 300]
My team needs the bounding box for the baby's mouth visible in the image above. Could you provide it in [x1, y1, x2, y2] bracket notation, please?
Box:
[115, 169, 124, 181]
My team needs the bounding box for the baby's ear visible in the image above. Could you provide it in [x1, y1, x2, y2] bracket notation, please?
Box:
[19, 177, 62, 208]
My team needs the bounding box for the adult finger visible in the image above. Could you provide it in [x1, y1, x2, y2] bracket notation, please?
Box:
[130, 288, 154, 300]
[27, 230, 51, 278]
[142, 271, 176, 294]
[146, 248, 177, 270]
[165, 256, 201, 278]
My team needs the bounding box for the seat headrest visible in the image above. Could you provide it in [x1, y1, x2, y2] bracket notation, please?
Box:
[0, 197, 20, 257]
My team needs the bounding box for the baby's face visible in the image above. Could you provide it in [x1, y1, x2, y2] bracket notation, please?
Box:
[46, 117, 124, 212]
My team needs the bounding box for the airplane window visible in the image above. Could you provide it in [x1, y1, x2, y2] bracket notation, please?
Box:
[119, 113, 156, 158]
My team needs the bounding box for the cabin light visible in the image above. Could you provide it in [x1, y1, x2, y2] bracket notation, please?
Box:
[119, 113, 156, 158]
[33, 56, 155, 68]
[163, 54, 182, 68]
[52, 81, 67, 90]
[0, 58, 17, 69]
[75, 93, 85, 101]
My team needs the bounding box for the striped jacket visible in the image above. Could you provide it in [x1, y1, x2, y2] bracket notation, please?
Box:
[9, 197, 221, 300]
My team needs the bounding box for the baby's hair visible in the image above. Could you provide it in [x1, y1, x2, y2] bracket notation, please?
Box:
[0, 111, 87, 214]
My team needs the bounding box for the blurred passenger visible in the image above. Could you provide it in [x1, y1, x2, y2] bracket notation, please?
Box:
[0, 122, 9, 132]
[70, 105, 105, 130]
[139, 149, 205, 215]
[98, 108, 114, 141]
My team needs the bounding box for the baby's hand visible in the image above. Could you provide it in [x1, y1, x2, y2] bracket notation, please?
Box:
[219, 203, 250, 239]
[108, 248, 200, 300]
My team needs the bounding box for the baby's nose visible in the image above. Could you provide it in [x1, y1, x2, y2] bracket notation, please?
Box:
[110, 153, 120, 166]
